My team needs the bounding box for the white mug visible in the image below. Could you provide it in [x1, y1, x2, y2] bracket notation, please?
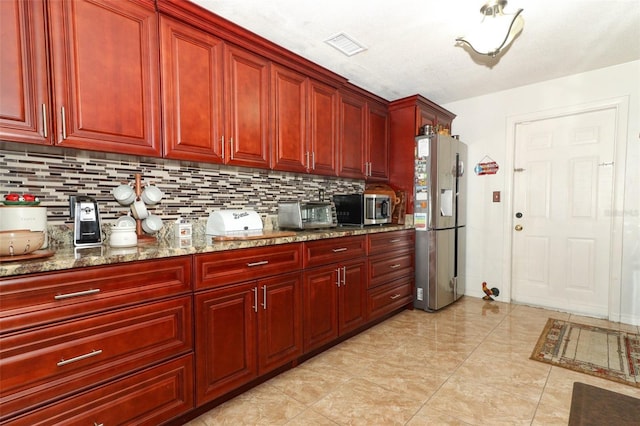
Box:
[130, 200, 148, 220]
[142, 214, 163, 234]
[141, 184, 163, 205]
[112, 184, 135, 206]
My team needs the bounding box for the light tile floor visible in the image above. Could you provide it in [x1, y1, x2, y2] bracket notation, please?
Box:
[185, 297, 640, 425]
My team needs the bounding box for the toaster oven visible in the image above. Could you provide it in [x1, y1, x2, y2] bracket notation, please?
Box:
[277, 202, 334, 230]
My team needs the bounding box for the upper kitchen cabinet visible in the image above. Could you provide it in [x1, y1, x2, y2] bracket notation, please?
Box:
[47, 0, 161, 156]
[159, 14, 224, 163]
[308, 80, 339, 176]
[224, 45, 271, 169]
[271, 64, 308, 173]
[338, 89, 367, 179]
[271, 65, 339, 176]
[389, 94, 456, 213]
[0, 0, 51, 145]
[338, 86, 390, 181]
[366, 100, 390, 181]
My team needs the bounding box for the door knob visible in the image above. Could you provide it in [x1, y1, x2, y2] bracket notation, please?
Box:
[515, 224, 523, 231]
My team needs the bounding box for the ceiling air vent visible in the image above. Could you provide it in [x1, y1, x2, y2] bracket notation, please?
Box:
[324, 32, 367, 56]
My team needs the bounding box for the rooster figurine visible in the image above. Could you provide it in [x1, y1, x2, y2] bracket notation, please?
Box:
[482, 282, 500, 301]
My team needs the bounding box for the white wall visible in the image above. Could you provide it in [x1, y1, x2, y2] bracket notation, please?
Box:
[443, 60, 640, 325]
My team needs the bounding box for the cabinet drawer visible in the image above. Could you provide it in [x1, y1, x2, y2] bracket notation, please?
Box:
[4, 354, 194, 426]
[0, 256, 192, 334]
[303, 236, 366, 268]
[0, 296, 192, 419]
[367, 230, 415, 255]
[195, 244, 302, 290]
[367, 277, 413, 320]
[368, 250, 414, 288]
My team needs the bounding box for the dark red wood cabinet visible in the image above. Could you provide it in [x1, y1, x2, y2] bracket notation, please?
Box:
[302, 236, 368, 352]
[159, 14, 225, 163]
[0, 0, 51, 145]
[224, 44, 271, 168]
[0, 257, 193, 424]
[366, 230, 416, 320]
[194, 246, 303, 406]
[48, 0, 161, 155]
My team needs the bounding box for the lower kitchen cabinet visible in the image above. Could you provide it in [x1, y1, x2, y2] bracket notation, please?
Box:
[194, 271, 302, 406]
[367, 276, 414, 320]
[3, 354, 194, 426]
[0, 295, 193, 421]
[367, 229, 416, 321]
[302, 258, 367, 352]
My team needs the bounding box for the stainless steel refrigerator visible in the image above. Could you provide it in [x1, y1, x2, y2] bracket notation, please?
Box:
[413, 134, 467, 311]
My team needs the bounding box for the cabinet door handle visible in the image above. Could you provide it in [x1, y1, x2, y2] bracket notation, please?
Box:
[389, 239, 400, 243]
[54, 288, 100, 300]
[94, 423, 104, 426]
[305, 151, 310, 170]
[252, 287, 258, 312]
[57, 349, 102, 367]
[230, 137, 234, 159]
[389, 264, 402, 269]
[41, 104, 48, 138]
[262, 285, 267, 310]
[336, 267, 340, 287]
[342, 266, 346, 286]
[247, 260, 269, 267]
[60, 106, 67, 140]
[390, 294, 402, 300]
[311, 151, 315, 170]
[332, 248, 347, 253]
[221, 135, 225, 158]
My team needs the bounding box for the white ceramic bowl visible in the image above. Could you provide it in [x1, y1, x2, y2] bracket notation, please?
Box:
[130, 200, 148, 220]
[0, 230, 45, 256]
[141, 185, 163, 205]
[112, 184, 136, 206]
[142, 214, 163, 234]
[109, 223, 137, 247]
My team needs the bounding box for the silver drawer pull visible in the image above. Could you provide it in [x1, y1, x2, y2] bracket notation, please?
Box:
[332, 248, 347, 253]
[54, 288, 100, 300]
[57, 349, 102, 367]
[94, 423, 104, 426]
[247, 260, 269, 267]
[389, 264, 402, 269]
[390, 294, 402, 300]
[389, 239, 400, 243]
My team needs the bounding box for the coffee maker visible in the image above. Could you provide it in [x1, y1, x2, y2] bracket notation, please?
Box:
[71, 195, 102, 247]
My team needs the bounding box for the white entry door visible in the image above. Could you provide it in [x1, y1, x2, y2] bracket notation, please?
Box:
[511, 108, 616, 317]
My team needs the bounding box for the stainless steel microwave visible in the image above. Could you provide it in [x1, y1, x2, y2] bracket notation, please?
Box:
[333, 194, 391, 226]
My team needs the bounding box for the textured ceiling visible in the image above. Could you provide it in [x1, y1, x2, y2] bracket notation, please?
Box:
[190, 0, 640, 105]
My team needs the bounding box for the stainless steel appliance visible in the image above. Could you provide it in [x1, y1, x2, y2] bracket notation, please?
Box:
[277, 202, 334, 230]
[71, 195, 102, 247]
[413, 134, 467, 311]
[333, 193, 391, 226]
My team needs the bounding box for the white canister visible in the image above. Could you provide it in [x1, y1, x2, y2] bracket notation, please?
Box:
[0, 206, 48, 248]
[109, 222, 137, 247]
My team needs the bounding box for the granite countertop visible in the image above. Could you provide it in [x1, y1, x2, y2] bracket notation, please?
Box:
[0, 224, 414, 278]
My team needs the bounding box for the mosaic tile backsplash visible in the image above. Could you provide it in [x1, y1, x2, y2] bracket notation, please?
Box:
[0, 148, 365, 244]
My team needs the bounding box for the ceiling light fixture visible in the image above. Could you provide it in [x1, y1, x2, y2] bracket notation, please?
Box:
[456, 0, 524, 58]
